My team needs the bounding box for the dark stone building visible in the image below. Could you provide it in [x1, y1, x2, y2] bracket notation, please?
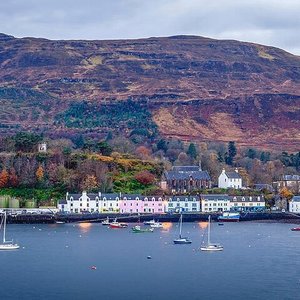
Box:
[161, 166, 211, 193]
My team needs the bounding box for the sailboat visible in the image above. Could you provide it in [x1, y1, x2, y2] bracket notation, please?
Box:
[200, 215, 223, 251]
[173, 214, 192, 244]
[0, 211, 20, 250]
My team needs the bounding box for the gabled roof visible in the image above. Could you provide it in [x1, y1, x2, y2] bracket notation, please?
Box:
[230, 196, 264, 202]
[172, 166, 201, 172]
[165, 168, 211, 181]
[166, 195, 199, 202]
[58, 200, 67, 205]
[67, 194, 81, 200]
[122, 194, 140, 200]
[101, 193, 120, 200]
[200, 194, 229, 201]
[225, 172, 242, 179]
[292, 196, 300, 202]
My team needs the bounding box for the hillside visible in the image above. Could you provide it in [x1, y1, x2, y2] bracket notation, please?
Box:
[0, 33, 299, 150]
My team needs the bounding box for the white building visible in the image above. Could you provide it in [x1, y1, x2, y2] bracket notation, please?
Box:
[218, 168, 242, 189]
[289, 196, 300, 213]
[99, 193, 120, 213]
[165, 195, 200, 213]
[200, 194, 230, 212]
[229, 196, 265, 211]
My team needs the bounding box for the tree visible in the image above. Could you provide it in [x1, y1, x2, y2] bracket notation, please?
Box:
[157, 139, 167, 152]
[9, 168, 18, 187]
[279, 187, 293, 201]
[247, 148, 256, 159]
[187, 143, 197, 160]
[36, 165, 44, 182]
[136, 146, 151, 160]
[81, 175, 98, 191]
[14, 132, 42, 152]
[0, 169, 9, 187]
[226, 141, 237, 165]
[134, 170, 155, 185]
[96, 141, 113, 156]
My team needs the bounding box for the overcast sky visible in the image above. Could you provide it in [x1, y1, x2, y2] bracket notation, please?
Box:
[0, 0, 299, 55]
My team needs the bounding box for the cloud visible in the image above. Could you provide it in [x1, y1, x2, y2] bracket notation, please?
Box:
[0, 0, 299, 55]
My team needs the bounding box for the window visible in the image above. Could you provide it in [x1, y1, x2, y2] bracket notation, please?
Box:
[185, 203, 188, 207]
[192, 203, 197, 207]
[169, 203, 173, 207]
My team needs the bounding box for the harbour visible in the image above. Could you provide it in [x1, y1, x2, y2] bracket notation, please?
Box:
[1, 221, 300, 300]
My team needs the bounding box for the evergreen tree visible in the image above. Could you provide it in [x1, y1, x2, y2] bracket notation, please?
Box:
[187, 143, 197, 160]
[225, 141, 237, 165]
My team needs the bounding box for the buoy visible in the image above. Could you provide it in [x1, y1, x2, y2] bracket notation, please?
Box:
[147, 256, 152, 259]
[91, 266, 97, 270]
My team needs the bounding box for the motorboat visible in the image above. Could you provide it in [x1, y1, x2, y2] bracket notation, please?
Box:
[101, 217, 110, 226]
[150, 222, 163, 228]
[132, 225, 154, 233]
[109, 219, 128, 229]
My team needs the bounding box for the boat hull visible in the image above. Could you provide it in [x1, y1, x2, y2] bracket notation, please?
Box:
[173, 239, 192, 244]
[291, 228, 300, 231]
[218, 217, 239, 222]
[200, 247, 223, 251]
[0, 244, 20, 250]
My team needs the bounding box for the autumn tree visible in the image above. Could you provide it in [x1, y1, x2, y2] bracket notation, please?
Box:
[136, 146, 151, 160]
[279, 187, 294, 201]
[36, 165, 44, 182]
[0, 169, 9, 187]
[134, 170, 155, 185]
[81, 175, 98, 192]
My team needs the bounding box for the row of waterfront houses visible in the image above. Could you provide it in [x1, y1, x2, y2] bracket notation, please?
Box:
[58, 192, 265, 214]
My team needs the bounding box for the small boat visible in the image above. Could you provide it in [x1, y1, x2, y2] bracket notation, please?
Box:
[0, 211, 20, 250]
[101, 217, 110, 226]
[150, 222, 163, 228]
[201, 215, 223, 251]
[291, 227, 300, 231]
[218, 223, 224, 226]
[90, 266, 97, 270]
[55, 221, 65, 224]
[144, 219, 156, 225]
[218, 212, 240, 222]
[132, 225, 154, 233]
[173, 214, 192, 244]
[109, 219, 128, 229]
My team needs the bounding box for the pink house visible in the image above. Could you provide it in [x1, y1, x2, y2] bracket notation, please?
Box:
[119, 195, 165, 214]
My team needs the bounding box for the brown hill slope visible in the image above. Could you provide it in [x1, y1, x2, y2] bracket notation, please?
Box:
[0, 33, 299, 150]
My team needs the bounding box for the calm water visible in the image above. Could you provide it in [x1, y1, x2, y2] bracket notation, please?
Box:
[1, 221, 300, 300]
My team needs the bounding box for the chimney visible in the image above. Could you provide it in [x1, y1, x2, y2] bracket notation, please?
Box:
[222, 168, 226, 174]
[235, 168, 239, 173]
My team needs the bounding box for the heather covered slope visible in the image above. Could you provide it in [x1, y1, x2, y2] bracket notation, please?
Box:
[0, 33, 299, 150]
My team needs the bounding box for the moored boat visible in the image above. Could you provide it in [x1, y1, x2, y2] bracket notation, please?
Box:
[132, 225, 154, 233]
[144, 219, 156, 225]
[109, 219, 128, 229]
[173, 214, 192, 244]
[0, 211, 20, 250]
[101, 217, 110, 226]
[201, 215, 223, 252]
[150, 222, 163, 228]
[291, 227, 300, 231]
[218, 212, 240, 222]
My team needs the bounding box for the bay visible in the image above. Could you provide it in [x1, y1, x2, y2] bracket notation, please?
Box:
[1, 221, 300, 300]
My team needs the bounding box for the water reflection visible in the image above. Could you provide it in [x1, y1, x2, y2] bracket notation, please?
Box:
[198, 221, 208, 230]
[162, 222, 173, 231]
[78, 222, 92, 233]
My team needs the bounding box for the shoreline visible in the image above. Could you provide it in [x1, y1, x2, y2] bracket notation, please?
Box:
[6, 212, 300, 224]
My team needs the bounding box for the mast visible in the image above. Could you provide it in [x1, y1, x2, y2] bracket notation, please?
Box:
[179, 214, 182, 238]
[208, 215, 211, 245]
[3, 211, 6, 243]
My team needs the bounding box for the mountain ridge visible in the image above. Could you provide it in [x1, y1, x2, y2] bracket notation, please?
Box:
[0, 33, 299, 150]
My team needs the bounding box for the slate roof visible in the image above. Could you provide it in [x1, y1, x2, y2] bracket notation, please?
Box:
[225, 172, 242, 179]
[282, 175, 300, 181]
[67, 194, 81, 200]
[166, 195, 200, 202]
[122, 194, 141, 200]
[58, 200, 67, 205]
[230, 196, 264, 202]
[101, 193, 120, 200]
[200, 194, 229, 201]
[292, 196, 300, 202]
[165, 166, 211, 181]
[254, 184, 274, 192]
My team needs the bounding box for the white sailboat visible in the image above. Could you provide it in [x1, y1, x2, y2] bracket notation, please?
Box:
[0, 211, 20, 250]
[201, 215, 223, 251]
[173, 214, 192, 244]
